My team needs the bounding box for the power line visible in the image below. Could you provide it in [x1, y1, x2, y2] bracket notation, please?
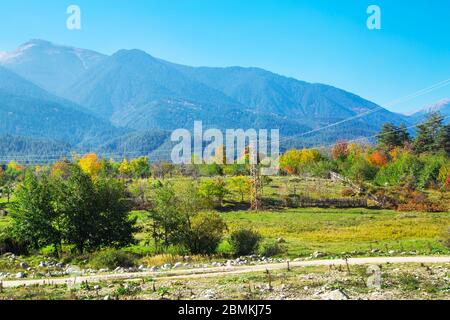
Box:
[1, 78, 449, 164]
[278, 77, 450, 144]
[316, 114, 450, 149]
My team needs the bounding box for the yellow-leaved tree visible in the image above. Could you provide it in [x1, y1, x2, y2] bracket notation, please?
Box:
[78, 153, 102, 177]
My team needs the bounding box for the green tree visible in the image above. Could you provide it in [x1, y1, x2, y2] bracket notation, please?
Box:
[398, 123, 411, 146]
[176, 182, 212, 231]
[228, 176, 251, 202]
[185, 212, 227, 255]
[374, 152, 424, 187]
[10, 165, 135, 255]
[377, 123, 403, 150]
[437, 124, 450, 155]
[413, 112, 444, 154]
[129, 157, 151, 179]
[199, 163, 223, 177]
[11, 172, 63, 255]
[149, 182, 185, 251]
[230, 229, 262, 256]
[54, 166, 135, 253]
[198, 178, 228, 206]
[346, 157, 378, 183]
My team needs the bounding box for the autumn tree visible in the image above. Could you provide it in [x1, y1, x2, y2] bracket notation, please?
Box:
[331, 141, 349, 161]
[6, 161, 25, 179]
[79, 153, 102, 177]
[50, 160, 72, 179]
[280, 148, 322, 175]
[366, 151, 389, 167]
[119, 159, 133, 178]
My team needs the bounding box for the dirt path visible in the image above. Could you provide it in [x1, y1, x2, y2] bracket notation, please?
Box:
[2, 256, 450, 288]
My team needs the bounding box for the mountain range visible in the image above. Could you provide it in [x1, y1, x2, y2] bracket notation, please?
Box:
[0, 39, 445, 163]
[409, 98, 450, 123]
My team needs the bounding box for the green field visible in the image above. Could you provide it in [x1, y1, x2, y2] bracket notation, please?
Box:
[128, 207, 450, 259]
[2, 178, 449, 263]
[222, 208, 450, 257]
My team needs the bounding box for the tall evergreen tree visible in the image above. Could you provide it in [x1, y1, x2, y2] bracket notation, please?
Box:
[437, 124, 450, 155]
[377, 123, 402, 150]
[413, 112, 444, 154]
[398, 123, 411, 145]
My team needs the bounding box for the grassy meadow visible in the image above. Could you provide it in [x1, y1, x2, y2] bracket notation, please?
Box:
[1, 175, 450, 262]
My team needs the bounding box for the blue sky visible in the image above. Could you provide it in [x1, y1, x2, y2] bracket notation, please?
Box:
[0, 0, 449, 113]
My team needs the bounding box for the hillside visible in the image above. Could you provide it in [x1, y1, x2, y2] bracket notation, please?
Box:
[0, 39, 106, 94]
[0, 40, 416, 160]
[63, 47, 409, 144]
[0, 66, 127, 148]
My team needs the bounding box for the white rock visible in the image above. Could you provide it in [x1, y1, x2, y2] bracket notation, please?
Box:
[312, 251, 326, 258]
[322, 289, 349, 300]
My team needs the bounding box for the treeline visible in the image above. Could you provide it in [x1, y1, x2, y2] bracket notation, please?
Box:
[1, 159, 267, 258]
[279, 112, 450, 191]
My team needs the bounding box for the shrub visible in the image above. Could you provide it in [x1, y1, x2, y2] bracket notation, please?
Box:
[0, 228, 29, 255]
[230, 229, 262, 256]
[341, 188, 356, 197]
[345, 158, 378, 183]
[396, 191, 447, 212]
[89, 249, 137, 269]
[259, 241, 286, 257]
[417, 155, 447, 189]
[374, 153, 423, 187]
[185, 212, 228, 255]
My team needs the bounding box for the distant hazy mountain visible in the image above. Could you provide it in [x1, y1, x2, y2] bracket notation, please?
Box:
[64, 49, 312, 136]
[410, 98, 450, 123]
[0, 66, 125, 147]
[0, 39, 416, 161]
[0, 39, 106, 94]
[0, 135, 71, 160]
[65, 47, 409, 143]
[172, 65, 409, 132]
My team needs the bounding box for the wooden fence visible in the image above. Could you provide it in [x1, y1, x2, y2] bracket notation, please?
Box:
[282, 195, 368, 209]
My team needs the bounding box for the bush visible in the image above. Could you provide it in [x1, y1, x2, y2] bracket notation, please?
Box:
[185, 212, 228, 255]
[396, 190, 447, 212]
[374, 153, 423, 187]
[418, 155, 447, 189]
[341, 188, 356, 197]
[345, 158, 378, 183]
[89, 249, 137, 269]
[230, 229, 262, 256]
[0, 228, 29, 255]
[259, 241, 286, 257]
